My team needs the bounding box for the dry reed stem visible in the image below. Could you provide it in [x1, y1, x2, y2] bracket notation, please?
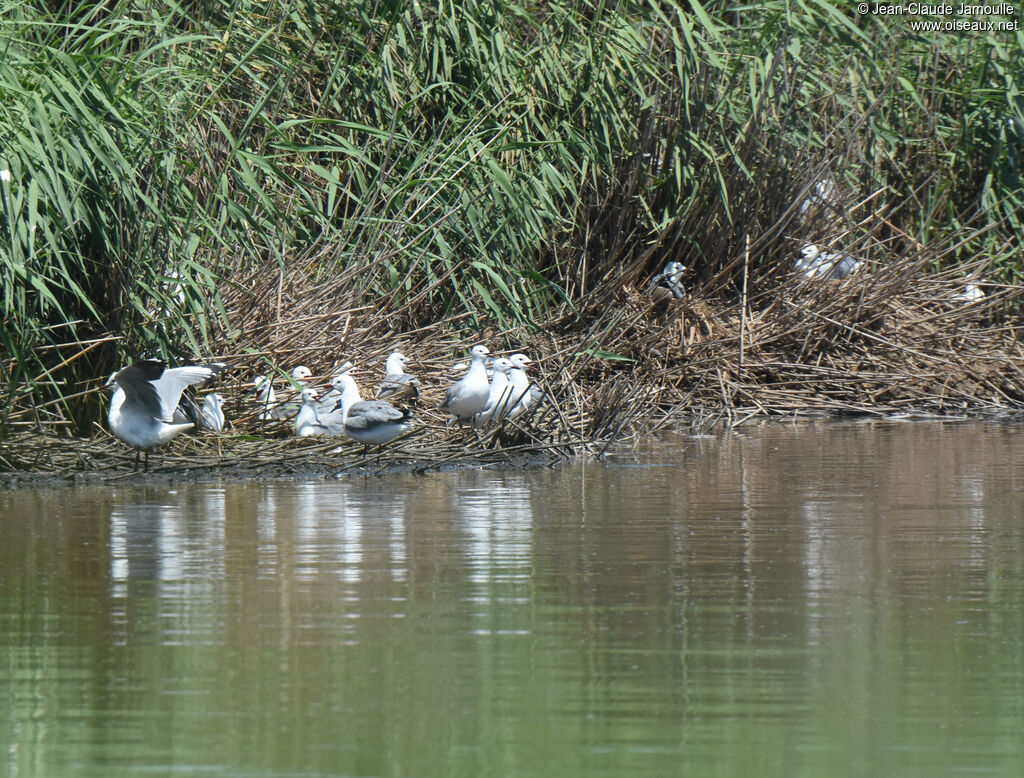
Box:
[4, 255, 1024, 481]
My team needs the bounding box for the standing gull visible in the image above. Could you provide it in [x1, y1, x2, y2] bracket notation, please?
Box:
[106, 360, 226, 471]
[440, 345, 491, 428]
[376, 351, 421, 402]
[334, 373, 415, 455]
[473, 358, 516, 427]
[107, 370, 199, 427]
[507, 353, 543, 419]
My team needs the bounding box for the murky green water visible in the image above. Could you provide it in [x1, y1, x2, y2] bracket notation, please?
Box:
[3, 420, 1024, 777]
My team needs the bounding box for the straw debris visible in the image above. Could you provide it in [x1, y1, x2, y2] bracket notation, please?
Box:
[3, 254, 1022, 484]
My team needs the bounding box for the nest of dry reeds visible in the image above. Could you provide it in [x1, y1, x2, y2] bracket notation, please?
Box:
[3, 248, 1023, 485]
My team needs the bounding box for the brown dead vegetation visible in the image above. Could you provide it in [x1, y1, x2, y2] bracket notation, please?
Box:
[3, 253, 1023, 483]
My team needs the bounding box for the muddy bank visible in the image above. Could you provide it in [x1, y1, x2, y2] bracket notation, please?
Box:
[0, 427, 584, 490]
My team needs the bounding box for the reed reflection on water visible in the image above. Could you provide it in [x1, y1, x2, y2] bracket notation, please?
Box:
[2, 419, 1024, 777]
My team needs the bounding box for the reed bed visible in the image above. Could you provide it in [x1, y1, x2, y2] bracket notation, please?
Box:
[3, 246, 1023, 484]
[2, 2, 1022, 483]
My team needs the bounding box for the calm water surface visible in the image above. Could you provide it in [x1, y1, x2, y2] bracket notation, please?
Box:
[3, 420, 1024, 777]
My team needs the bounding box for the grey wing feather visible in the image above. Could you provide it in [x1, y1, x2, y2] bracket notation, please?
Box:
[271, 403, 298, 420]
[317, 389, 342, 413]
[115, 362, 167, 419]
[151, 363, 226, 420]
[440, 383, 458, 410]
[646, 273, 666, 294]
[315, 409, 347, 435]
[175, 393, 203, 425]
[118, 375, 165, 420]
[346, 401, 407, 430]
[377, 375, 420, 400]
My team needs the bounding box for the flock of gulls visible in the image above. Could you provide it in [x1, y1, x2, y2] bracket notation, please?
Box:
[104, 345, 543, 471]
[105, 238, 986, 472]
[647, 243, 986, 302]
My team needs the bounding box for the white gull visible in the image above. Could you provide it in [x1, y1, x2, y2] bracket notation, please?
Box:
[106, 360, 225, 470]
[507, 353, 543, 419]
[473, 357, 516, 427]
[198, 393, 225, 432]
[441, 345, 490, 427]
[795, 244, 862, 280]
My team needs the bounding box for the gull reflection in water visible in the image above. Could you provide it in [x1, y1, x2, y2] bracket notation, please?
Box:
[109, 487, 227, 588]
[457, 472, 535, 586]
[255, 480, 411, 585]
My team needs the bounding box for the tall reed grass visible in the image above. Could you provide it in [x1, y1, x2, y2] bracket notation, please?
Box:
[1, 0, 1021, 431]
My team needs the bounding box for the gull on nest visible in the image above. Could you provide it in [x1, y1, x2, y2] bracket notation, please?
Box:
[294, 388, 345, 437]
[952, 283, 985, 303]
[376, 351, 421, 402]
[253, 374, 298, 420]
[198, 393, 225, 432]
[795, 244, 862, 281]
[647, 261, 687, 300]
[798, 176, 841, 217]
